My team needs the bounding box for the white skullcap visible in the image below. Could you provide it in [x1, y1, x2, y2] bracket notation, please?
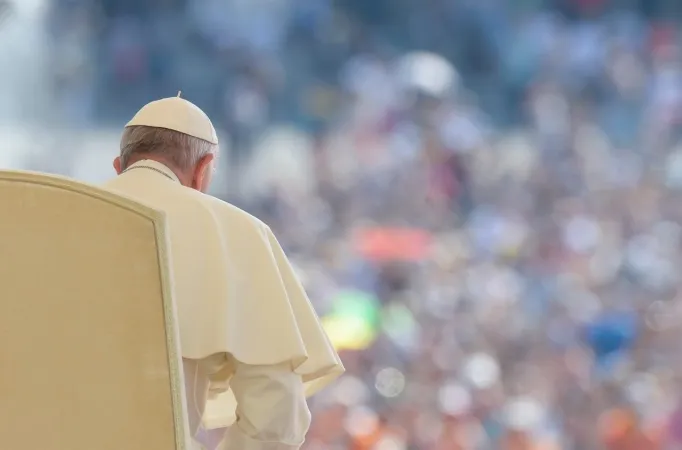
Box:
[125, 95, 218, 145]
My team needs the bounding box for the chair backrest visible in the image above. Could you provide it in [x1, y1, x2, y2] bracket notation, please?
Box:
[0, 170, 189, 450]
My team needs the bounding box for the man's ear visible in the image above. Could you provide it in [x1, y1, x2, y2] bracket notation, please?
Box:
[192, 153, 215, 192]
[113, 157, 122, 175]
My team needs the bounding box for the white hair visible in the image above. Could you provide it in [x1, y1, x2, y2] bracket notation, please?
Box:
[119, 125, 217, 171]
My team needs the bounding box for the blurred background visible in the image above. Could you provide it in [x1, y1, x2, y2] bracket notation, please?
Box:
[3, 0, 682, 448]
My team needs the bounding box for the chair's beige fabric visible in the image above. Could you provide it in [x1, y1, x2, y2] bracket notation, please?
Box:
[0, 170, 189, 450]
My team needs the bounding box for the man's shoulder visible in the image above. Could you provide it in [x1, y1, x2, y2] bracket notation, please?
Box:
[102, 175, 269, 233]
[195, 191, 269, 232]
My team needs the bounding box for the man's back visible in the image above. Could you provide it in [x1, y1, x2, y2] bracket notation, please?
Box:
[102, 159, 343, 449]
[103, 160, 337, 365]
[104, 160, 258, 358]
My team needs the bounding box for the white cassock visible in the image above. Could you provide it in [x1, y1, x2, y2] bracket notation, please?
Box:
[103, 159, 344, 450]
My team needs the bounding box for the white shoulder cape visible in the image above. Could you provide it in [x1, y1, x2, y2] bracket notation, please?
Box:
[104, 161, 344, 428]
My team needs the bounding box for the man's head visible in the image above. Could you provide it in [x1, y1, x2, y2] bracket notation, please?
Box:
[114, 96, 219, 192]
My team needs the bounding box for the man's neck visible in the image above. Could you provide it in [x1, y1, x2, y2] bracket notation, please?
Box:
[126, 157, 190, 186]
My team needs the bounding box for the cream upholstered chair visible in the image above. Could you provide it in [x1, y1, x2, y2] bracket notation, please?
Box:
[0, 170, 189, 450]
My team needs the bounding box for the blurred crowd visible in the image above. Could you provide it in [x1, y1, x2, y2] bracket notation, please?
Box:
[8, 0, 682, 448]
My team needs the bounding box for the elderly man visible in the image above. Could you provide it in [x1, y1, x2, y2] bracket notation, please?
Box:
[103, 96, 344, 450]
